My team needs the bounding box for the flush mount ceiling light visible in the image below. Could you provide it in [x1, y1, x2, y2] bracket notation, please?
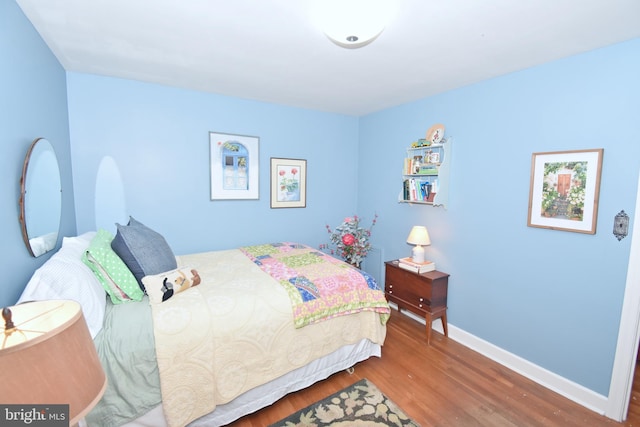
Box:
[310, 0, 392, 49]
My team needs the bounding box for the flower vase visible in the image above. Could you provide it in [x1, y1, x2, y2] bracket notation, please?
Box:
[286, 190, 299, 201]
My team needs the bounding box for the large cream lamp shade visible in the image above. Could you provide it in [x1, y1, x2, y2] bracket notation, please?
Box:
[0, 300, 107, 426]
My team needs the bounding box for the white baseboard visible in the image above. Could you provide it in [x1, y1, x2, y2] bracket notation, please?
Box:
[392, 306, 609, 417]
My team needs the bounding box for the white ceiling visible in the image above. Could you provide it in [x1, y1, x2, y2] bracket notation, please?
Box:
[16, 0, 640, 116]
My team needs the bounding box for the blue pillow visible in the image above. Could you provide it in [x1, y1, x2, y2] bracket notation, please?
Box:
[111, 217, 177, 291]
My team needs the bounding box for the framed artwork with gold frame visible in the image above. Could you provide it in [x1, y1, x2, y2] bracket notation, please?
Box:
[527, 148, 603, 234]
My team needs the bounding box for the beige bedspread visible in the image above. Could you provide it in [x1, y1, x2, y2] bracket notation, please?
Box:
[150, 249, 387, 427]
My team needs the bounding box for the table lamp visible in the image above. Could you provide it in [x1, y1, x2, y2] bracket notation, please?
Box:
[0, 300, 107, 426]
[407, 225, 431, 263]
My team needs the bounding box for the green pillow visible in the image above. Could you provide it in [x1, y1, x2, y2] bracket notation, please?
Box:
[83, 229, 144, 304]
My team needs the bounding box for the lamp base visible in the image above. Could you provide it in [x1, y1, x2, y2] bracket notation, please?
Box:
[412, 245, 425, 264]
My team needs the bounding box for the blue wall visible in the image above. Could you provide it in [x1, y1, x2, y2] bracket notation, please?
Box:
[4, 0, 640, 402]
[0, 1, 76, 307]
[358, 38, 640, 395]
[66, 73, 360, 256]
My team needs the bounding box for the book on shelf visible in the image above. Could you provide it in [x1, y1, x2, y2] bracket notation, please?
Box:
[403, 159, 439, 176]
[403, 158, 412, 175]
[417, 166, 438, 175]
[402, 177, 439, 203]
[398, 257, 436, 273]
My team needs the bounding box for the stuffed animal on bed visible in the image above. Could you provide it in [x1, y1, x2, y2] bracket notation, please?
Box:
[144, 267, 201, 304]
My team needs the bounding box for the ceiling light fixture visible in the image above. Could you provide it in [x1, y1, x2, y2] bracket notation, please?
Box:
[310, 0, 392, 49]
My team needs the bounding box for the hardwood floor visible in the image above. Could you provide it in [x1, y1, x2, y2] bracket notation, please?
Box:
[228, 309, 639, 426]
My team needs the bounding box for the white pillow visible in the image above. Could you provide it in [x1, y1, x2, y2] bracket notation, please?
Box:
[29, 231, 58, 257]
[18, 232, 107, 338]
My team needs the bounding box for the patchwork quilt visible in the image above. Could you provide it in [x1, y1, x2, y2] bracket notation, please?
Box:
[240, 242, 390, 328]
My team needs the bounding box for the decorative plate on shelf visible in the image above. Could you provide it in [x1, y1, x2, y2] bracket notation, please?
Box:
[426, 124, 445, 144]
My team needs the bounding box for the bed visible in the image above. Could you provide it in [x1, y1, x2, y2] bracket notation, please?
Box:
[18, 219, 390, 427]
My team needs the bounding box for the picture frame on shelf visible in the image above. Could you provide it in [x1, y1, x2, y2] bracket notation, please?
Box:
[209, 132, 259, 200]
[270, 157, 307, 209]
[527, 148, 603, 234]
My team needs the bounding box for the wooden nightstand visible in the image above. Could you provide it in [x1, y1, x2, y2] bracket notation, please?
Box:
[384, 260, 450, 345]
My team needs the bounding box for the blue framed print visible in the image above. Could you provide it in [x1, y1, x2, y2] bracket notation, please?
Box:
[209, 132, 259, 200]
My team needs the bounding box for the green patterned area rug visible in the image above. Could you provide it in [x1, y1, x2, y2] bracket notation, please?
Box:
[269, 378, 420, 427]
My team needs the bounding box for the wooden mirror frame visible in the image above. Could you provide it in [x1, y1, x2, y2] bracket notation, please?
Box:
[19, 137, 62, 257]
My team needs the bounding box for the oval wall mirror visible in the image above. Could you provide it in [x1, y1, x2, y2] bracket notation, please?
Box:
[19, 137, 62, 257]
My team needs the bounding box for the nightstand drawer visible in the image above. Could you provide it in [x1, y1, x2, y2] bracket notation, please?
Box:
[386, 270, 432, 308]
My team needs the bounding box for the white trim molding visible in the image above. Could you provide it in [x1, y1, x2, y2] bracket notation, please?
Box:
[447, 324, 608, 415]
[395, 307, 609, 416]
[606, 170, 640, 421]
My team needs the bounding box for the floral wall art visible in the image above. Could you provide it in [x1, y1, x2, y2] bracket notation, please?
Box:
[270, 158, 306, 208]
[527, 148, 603, 234]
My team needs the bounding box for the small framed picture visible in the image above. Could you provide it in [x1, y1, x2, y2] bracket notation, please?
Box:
[429, 152, 440, 164]
[527, 148, 603, 234]
[209, 132, 259, 200]
[270, 158, 307, 208]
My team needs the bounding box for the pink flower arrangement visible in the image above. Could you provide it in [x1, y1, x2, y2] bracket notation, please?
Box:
[320, 214, 378, 267]
[342, 233, 355, 246]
